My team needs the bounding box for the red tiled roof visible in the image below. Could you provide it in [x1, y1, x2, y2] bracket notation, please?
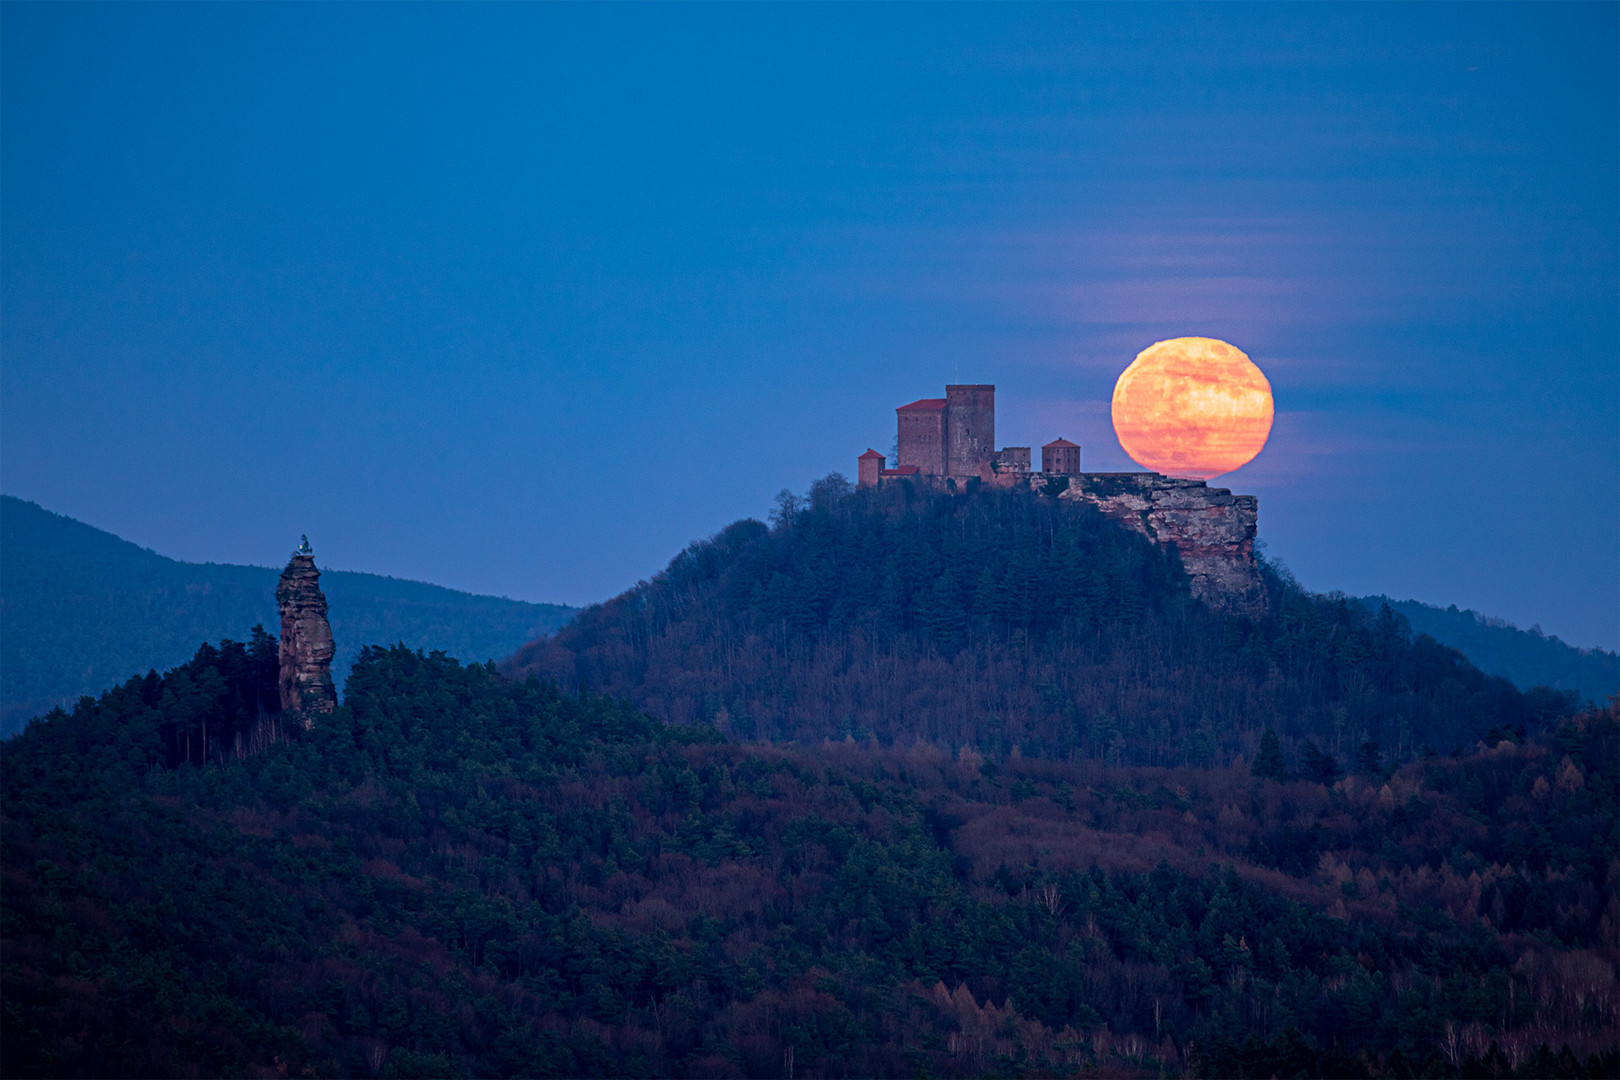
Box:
[897, 398, 947, 412]
[1043, 438, 1079, 448]
[880, 465, 920, 476]
[858, 448, 885, 459]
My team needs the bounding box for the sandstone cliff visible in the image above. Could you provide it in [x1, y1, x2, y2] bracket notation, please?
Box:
[884, 469, 1267, 614]
[277, 553, 336, 725]
[1059, 473, 1265, 616]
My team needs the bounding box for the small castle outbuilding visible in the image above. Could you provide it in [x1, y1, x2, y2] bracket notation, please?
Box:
[1042, 438, 1081, 475]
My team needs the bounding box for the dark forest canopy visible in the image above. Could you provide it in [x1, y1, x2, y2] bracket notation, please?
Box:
[506, 478, 1544, 768]
[3, 641, 1615, 1078]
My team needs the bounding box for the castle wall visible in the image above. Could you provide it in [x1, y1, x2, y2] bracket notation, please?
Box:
[989, 447, 1030, 488]
[992, 446, 1030, 472]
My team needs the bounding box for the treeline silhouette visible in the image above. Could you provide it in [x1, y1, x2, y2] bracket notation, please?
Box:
[507, 479, 1542, 767]
[8, 626, 283, 781]
[1359, 595, 1620, 707]
[3, 641, 1615, 1078]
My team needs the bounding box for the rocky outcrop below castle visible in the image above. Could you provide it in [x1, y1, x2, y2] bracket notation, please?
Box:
[277, 553, 336, 725]
[858, 382, 1268, 615]
[889, 468, 1267, 614]
[1057, 473, 1264, 616]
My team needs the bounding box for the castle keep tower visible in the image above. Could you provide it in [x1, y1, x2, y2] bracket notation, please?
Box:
[945, 384, 995, 479]
[277, 536, 337, 726]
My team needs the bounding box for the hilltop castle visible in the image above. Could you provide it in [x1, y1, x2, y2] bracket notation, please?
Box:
[856, 384, 1266, 615]
[857, 384, 1084, 488]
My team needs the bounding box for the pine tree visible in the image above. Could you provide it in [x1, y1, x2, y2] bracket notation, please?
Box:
[915, 573, 967, 654]
[1300, 739, 1340, 784]
[1252, 726, 1288, 781]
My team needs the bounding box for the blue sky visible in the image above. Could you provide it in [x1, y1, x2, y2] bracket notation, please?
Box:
[4, 3, 1616, 649]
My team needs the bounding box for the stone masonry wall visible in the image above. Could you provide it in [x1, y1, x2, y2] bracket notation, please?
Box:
[945, 385, 995, 480]
[897, 409, 946, 476]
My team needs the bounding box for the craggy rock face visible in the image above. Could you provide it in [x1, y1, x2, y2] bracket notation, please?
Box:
[1061, 474, 1266, 616]
[276, 554, 336, 725]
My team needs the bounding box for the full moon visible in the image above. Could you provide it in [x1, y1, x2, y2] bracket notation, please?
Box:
[1110, 337, 1274, 480]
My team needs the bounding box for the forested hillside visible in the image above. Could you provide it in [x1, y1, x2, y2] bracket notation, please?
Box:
[3, 638, 1614, 1078]
[0, 496, 575, 735]
[6, 481, 1611, 1078]
[507, 479, 1547, 771]
[1358, 597, 1618, 708]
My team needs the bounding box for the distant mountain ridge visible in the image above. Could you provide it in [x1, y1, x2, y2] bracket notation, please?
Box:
[1356, 595, 1617, 707]
[0, 496, 577, 735]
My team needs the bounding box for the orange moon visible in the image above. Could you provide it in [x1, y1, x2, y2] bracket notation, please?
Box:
[1110, 337, 1274, 480]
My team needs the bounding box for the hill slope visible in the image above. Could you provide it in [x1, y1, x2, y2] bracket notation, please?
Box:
[1357, 596, 1618, 706]
[507, 479, 1542, 769]
[0, 496, 576, 734]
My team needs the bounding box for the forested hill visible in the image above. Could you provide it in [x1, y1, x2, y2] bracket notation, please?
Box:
[1356, 596, 1618, 708]
[0, 496, 576, 735]
[4, 635, 1615, 1076]
[506, 478, 1556, 771]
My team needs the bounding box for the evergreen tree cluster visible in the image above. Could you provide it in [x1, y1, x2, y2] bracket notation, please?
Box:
[9, 628, 281, 786]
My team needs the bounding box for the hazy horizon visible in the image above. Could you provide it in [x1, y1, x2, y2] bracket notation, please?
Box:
[11, 490, 1619, 662]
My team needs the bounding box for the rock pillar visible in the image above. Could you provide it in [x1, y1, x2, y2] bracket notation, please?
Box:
[277, 548, 337, 726]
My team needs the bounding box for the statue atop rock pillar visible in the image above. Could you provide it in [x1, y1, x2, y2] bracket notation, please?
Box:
[277, 538, 337, 726]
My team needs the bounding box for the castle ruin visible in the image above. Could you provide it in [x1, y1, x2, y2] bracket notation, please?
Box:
[857, 384, 1266, 615]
